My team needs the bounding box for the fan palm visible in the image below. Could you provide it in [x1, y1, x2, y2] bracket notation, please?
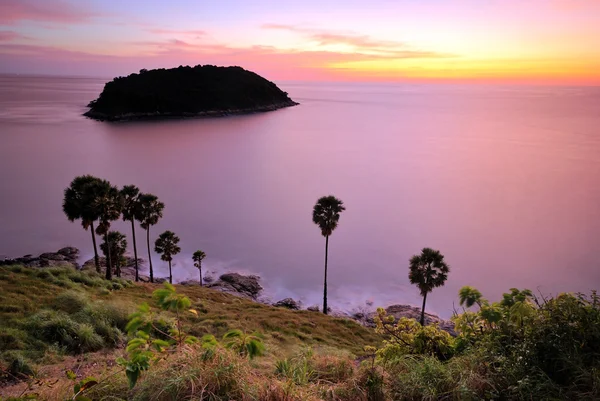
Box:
[192, 250, 206, 286]
[312, 195, 345, 315]
[154, 231, 181, 284]
[121, 185, 142, 281]
[138, 193, 164, 283]
[93, 183, 123, 280]
[409, 248, 450, 326]
[62, 175, 103, 272]
[100, 231, 127, 278]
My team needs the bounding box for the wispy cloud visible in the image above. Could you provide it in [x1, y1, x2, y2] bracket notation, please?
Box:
[0, 0, 102, 25]
[0, 30, 31, 42]
[261, 23, 446, 59]
[146, 28, 206, 36]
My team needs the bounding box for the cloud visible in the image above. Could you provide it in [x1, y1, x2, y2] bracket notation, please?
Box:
[146, 28, 206, 36]
[261, 23, 448, 59]
[0, 0, 101, 25]
[0, 31, 30, 42]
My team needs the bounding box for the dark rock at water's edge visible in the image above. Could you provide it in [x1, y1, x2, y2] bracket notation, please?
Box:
[84, 65, 299, 122]
[207, 272, 263, 300]
[273, 298, 302, 310]
[0, 247, 79, 268]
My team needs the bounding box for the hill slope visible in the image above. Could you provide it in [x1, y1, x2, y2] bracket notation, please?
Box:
[84, 65, 298, 121]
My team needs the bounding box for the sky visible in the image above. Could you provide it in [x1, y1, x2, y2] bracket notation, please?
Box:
[0, 0, 599, 84]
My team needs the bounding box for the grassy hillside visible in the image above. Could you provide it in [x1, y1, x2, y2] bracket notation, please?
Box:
[0, 264, 381, 400]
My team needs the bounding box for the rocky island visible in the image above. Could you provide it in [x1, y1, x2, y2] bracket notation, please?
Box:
[84, 65, 298, 121]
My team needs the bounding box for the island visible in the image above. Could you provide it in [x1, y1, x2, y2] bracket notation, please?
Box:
[83, 65, 298, 121]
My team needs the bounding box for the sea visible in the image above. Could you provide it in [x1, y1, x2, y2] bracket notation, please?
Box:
[1, 75, 599, 318]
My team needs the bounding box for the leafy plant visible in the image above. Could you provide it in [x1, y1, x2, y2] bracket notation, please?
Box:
[222, 329, 265, 360]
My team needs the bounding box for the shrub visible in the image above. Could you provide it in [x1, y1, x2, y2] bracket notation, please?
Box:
[3, 350, 35, 378]
[52, 290, 90, 314]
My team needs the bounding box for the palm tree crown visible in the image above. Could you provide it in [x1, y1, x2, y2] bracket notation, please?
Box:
[409, 247, 450, 326]
[312, 195, 346, 237]
[154, 230, 181, 284]
[154, 231, 181, 262]
[92, 182, 122, 280]
[192, 250, 206, 286]
[100, 231, 127, 277]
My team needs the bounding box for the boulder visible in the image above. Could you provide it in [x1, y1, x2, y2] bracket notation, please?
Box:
[179, 280, 202, 286]
[307, 305, 320, 312]
[273, 298, 301, 310]
[207, 273, 263, 300]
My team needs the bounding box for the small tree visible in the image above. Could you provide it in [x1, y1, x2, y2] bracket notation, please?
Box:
[154, 231, 181, 284]
[100, 231, 127, 278]
[192, 250, 206, 286]
[408, 248, 450, 326]
[121, 185, 143, 281]
[312, 195, 345, 315]
[138, 193, 164, 283]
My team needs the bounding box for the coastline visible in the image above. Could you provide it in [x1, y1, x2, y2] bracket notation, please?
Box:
[83, 100, 299, 122]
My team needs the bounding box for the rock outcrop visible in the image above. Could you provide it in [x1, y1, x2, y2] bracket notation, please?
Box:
[207, 273, 263, 300]
[273, 298, 301, 310]
[0, 247, 79, 268]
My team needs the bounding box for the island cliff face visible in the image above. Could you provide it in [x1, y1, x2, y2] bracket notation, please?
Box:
[84, 65, 298, 121]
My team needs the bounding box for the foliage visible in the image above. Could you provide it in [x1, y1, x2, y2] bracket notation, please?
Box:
[222, 329, 265, 360]
[137, 193, 164, 283]
[118, 283, 199, 388]
[312, 196, 345, 237]
[374, 308, 454, 362]
[85, 65, 296, 120]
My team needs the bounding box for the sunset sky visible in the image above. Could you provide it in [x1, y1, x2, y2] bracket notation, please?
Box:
[1, 0, 599, 84]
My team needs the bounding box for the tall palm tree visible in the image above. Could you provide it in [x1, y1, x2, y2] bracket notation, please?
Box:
[312, 195, 345, 315]
[408, 248, 450, 326]
[154, 231, 181, 284]
[93, 182, 122, 280]
[121, 185, 142, 281]
[192, 250, 206, 286]
[100, 231, 127, 278]
[62, 175, 103, 272]
[138, 193, 164, 283]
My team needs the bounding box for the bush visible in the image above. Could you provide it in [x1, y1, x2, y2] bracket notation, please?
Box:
[52, 290, 90, 314]
[3, 350, 35, 378]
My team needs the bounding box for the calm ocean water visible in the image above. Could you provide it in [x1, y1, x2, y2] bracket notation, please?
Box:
[1, 75, 599, 317]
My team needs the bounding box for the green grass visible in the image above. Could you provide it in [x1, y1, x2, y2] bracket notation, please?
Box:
[0, 265, 380, 372]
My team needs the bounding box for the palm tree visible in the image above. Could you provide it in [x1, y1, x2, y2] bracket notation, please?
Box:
[459, 286, 486, 308]
[192, 250, 206, 286]
[138, 193, 164, 283]
[408, 248, 450, 326]
[154, 231, 181, 284]
[93, 183, 122, 280]
[62, 175, 103, 272]
[100, 231, 127, 278]
[121, 185, 142, 281]
[312, 195, 346, 315]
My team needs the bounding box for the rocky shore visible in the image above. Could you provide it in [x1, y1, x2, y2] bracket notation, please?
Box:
[1, 246, 455, 334]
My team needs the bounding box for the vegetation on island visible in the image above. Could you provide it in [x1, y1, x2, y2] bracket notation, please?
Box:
[1, 174, 599, 400]
[84, 65, 298, 121]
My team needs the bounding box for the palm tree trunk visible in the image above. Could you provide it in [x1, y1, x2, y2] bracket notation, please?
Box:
[168, 260, 172, 284]
[147, 227, 153, 283]
[131, 219, 139, 282]
[90, 221, 100, 273]
[323, 235, 329, 315]
[420, 292, 428, 326]
[105, 234, 112, 280]
[199, 262, 203, 286]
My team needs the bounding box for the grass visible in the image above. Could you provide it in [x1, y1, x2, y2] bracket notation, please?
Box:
[0, 264, 381, 399]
